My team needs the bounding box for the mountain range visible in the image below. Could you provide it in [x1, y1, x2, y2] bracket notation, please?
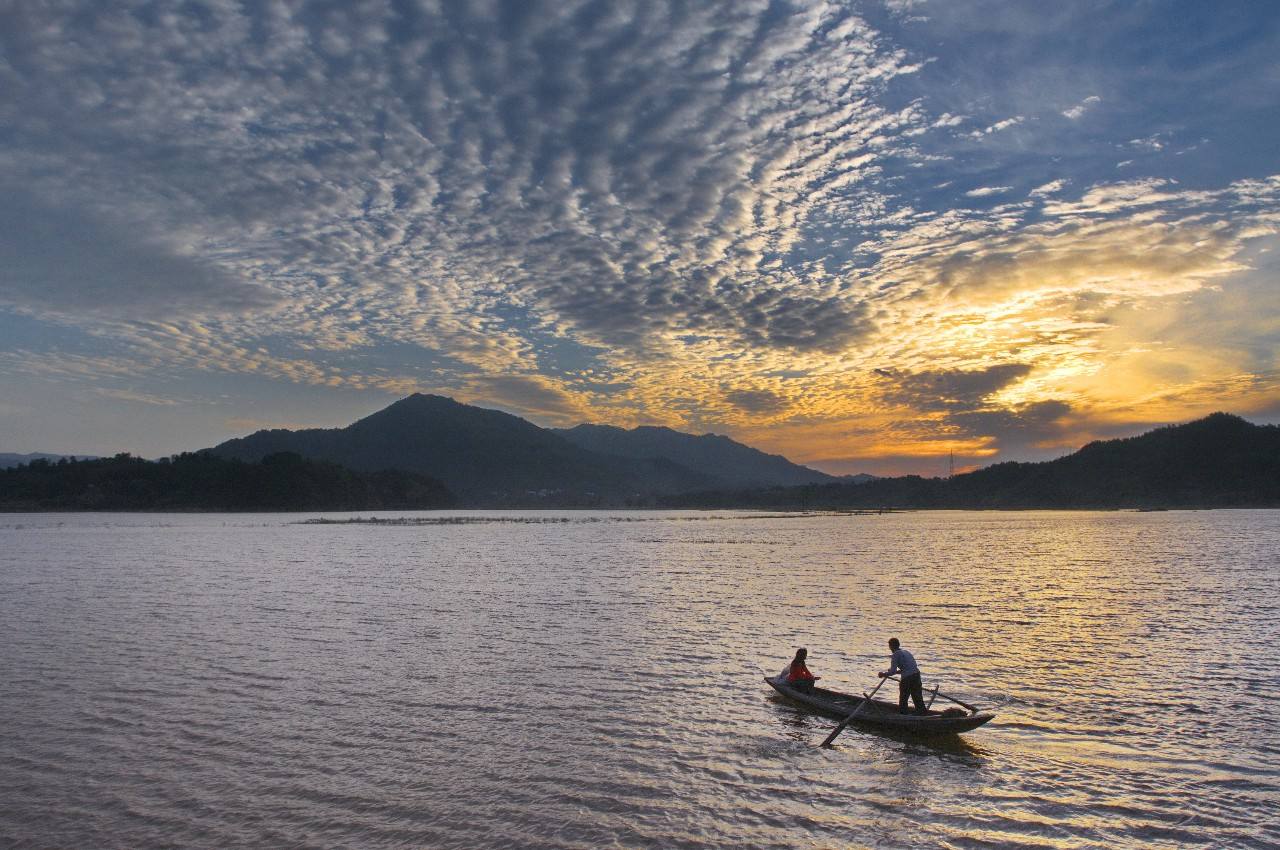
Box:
[8, 396, 1275, 510]
[552, 423, 835, 489]
[210, 393, 835, 505]
[662, 412, 1280, 509]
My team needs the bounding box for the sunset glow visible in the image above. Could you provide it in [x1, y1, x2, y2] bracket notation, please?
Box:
[1, 2, 1277, 472]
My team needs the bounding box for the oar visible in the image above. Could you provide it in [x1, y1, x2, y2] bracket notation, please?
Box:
[879, 675, 979, 713]
[821, 675, 888, 747]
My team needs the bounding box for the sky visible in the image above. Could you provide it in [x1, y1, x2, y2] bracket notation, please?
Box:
[1, 0, 1278, 475]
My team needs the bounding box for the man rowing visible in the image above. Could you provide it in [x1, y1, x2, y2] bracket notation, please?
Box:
[879, 637, 926, 714]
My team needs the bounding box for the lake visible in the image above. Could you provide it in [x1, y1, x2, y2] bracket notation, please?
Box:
[1, 510, 1277, 848]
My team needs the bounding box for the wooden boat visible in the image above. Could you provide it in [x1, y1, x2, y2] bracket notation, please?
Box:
[765, 675, 995, 736]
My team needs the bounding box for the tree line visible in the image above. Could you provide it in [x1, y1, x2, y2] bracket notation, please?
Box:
[0, 452, 455, 511]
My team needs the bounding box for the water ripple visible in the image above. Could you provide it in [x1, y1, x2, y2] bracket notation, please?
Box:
[1, 509, 1277, 848]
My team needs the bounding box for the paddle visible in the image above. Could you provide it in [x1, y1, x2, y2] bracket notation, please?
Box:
[879, 675, 980, 713]
[821, 674, 888, 747]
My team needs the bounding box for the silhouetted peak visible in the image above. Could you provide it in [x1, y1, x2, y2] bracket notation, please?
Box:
[562, 423, 626, 435]
[626, 425, 736, 445]
[1186, 412, 1249, 430]
[360, 394, 533, 429]
[387, 393, 461, 411]
[1075, 412, 1262, 456]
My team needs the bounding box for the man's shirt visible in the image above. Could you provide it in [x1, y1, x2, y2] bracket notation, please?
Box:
[886, 647, 919, 677]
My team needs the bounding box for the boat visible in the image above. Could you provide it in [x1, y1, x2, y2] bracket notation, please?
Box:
[765, 675, 995, 736]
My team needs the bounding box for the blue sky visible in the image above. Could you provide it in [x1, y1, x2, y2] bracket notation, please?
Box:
[1, 0, 1277, 474]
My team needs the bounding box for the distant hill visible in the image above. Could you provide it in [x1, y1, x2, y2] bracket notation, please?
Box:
[11, 402, 1269, 510]
[210, 394, 716, 505]
[553, 423, 836, 488]
[0, 452, 455, 511]
[0, 452, 98, 469]
[661, 413, 1280, 509]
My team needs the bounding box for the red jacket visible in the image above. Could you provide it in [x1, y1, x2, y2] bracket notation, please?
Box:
[787, 659, 815, 683]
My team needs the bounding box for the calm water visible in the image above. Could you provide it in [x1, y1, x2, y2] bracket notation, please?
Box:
[1, 510, 1277, 849]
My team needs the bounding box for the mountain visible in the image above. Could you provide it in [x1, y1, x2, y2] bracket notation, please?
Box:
[553, 423, 836, 488]
[210, 394, 715, 505]
[0, 452, 98, 469]
[0, 452, 455, 511]
[661, 413, 1280, 509]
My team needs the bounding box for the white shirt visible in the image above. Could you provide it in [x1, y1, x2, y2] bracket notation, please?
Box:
[884, 647, 919, 677]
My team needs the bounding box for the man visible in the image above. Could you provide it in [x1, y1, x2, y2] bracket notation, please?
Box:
[879, 637, 926, 715]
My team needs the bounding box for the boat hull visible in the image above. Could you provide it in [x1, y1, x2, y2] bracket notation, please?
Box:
[765, 676, 994, 736]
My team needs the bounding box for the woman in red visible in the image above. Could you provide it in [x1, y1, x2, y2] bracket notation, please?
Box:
[786, 647, 820, 693]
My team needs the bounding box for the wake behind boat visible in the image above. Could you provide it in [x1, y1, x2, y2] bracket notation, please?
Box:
[766, 675, 995, 736]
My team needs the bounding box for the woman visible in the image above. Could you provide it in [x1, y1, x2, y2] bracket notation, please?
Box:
[785, 647, 820, 693]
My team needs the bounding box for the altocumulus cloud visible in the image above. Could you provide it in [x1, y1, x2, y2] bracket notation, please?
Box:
[0, 0, 924, 361]
[1, 0, 1278, 466]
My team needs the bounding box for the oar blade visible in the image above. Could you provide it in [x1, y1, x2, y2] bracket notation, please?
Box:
[820, 709, 857, 747]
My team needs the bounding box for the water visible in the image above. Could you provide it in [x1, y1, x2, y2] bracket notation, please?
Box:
[1, 510, 1277, 849]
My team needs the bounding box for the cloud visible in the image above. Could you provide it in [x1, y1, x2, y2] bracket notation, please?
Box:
[1061, 95, 1101, 120]
[879, 364, 1033, 411]
[1, 2, 1278, 470]
[1030, 179, 1068, 197]
[965, 186, 1012, 198]
[465, 374, 590, 425]
[947, 399, 1074, 453]
[966, 116, 1024, 138]
[872, 365, 1075, 456]
[724, 387, 790, 415]
[884, 0, 929, 17]
[92, 388, 182, 407]
[1128, 134, 1167, 151]
[0, 0, 928, 367]
[1041, 178, 1183, 217]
